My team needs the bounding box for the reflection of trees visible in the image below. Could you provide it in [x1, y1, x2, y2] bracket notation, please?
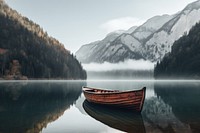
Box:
[0, 81, 85, 133]
[83, 100, 145, 133]
[154, 82, 200, 132]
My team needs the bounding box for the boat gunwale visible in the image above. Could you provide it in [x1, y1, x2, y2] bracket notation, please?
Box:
[82, 86, 146, 95]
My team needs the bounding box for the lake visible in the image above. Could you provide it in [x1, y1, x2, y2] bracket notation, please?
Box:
[0, 80, 200, 133]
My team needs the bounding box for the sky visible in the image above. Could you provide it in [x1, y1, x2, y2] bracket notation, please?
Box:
[5, 0, 196, 53]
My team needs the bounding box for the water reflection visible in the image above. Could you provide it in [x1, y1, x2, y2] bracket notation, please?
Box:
[0, 81, 85, 133]
[1, 80, 200, 133]
[81, 81, 200, 133]
[153, 82, 200, 133]
[83, 100, 145, 133]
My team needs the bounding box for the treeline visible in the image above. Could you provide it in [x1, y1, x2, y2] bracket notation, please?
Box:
[154, 22, 200, 79]
[0, 1, 86, 79]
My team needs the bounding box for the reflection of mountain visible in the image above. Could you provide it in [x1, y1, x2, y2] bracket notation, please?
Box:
[142, 97, 191, 133]
[0, 81, 85, 133]
[83, 100, 145, 133]
[154, 82, 200, 132]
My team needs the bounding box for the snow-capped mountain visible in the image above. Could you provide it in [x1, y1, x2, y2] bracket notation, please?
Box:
[132, 14, 174, 41]
[76, 30, 126, 63]
[144, 0, 200, 61]
[107, 14, 174, 62]
[125, 26, 138, 34]
[76, 0, 200, 63]
[76, 15, 173, 63]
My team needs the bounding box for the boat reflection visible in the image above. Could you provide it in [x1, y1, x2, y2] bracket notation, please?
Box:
[0, 81, 85, 133]
[83, 100, 145, 133]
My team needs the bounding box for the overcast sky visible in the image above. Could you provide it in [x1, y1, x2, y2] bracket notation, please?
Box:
[5, 0, 196, 53]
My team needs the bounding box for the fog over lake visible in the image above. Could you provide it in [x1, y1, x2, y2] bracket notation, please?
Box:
[82, 59, 155, 71]
[82, 60, 154, 80]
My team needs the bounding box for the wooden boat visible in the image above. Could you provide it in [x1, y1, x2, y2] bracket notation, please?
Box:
[82, 86, 146, 112]
[83, 100, 145, 133]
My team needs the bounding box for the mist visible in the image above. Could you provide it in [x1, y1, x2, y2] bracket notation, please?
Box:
[82, 60, 155, 80]
[82, 59, 155, 72]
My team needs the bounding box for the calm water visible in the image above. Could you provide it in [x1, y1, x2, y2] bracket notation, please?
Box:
[0, 80, 200, 133]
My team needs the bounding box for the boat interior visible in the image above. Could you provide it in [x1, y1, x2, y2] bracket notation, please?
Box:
[84, 88, 120, 93]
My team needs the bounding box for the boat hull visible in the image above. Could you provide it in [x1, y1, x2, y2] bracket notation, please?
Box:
[83, 87, 146, 112]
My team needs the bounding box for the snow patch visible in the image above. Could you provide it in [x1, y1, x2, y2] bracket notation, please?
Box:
[133, 15, 174, 40]
[120, 34, 141, 52]
[145, 8, 200, 61]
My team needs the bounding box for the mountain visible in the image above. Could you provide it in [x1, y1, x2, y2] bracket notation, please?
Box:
[76, 0, 200, 64]
[125, 26, 138, 34]
[144, 0, 200, 61]
[154, 22, 200, 79]
[132, 14, 174, 41]
[76, 14, 174, 63]
[0, 0, 86, 79]
[76, 30, 127, 63]
[107, 14, 174, 62]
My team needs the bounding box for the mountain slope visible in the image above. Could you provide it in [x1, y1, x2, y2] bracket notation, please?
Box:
[0, 0, 86, 79]
[144, 0, 200, 61]
[76, 0, 200, 64]
[75, 30, 137, 63]
[76, 14, 174, 63]
[132, 14, 174, 41]
[154, 22, 200, 79]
